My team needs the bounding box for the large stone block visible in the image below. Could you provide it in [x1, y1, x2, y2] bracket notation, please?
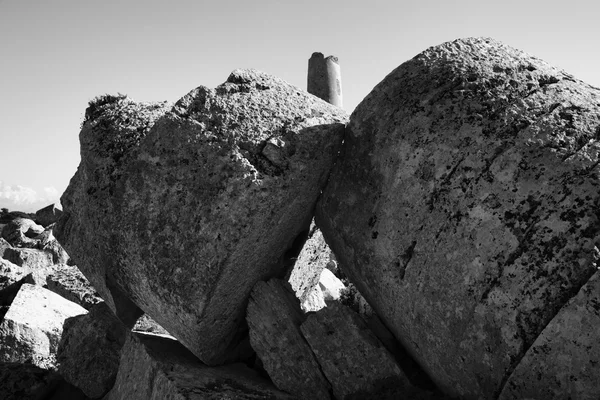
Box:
[300, 302, 412, 399]
[0, 284, 87, 369]
[246, 279, 331, 399]
[104, 331, 295, 400]
[57, 70, 347, 364]
[58, 302, 127, 399]
[316, 37, 600, 398]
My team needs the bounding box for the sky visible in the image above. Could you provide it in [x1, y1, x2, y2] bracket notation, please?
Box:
[1, 0, 599, 212]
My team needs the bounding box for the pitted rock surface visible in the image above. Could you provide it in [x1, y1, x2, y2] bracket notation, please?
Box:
[246, 279, 331, 399]
[317, 37, 600, 398]
[57, 70, 347, 365]
[498, 270, 600, 400]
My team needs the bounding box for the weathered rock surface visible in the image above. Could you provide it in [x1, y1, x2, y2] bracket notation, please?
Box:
[3, 248, 54, 285]
[246, 279, 331, 399]
[46, 264, 103, 310]
[498, 270, 600, 400]
[57, 70, 348, 364]
[300, 302, 412, 399]
[0, 284, 87, 369]
[58, 302, 127, 399]
[1, 218, 44, 248]
[34, 227, 70, 265]
[301, 284, 326, 312]
[105, 331, 295, 400]
[0, 237, 12, 258]
[4, 247, 54, 269]
[286, 226, 331, 305]
[316, 37, 600, 398]
[35, 203, 63, 228]
[0, 259, 31, 293]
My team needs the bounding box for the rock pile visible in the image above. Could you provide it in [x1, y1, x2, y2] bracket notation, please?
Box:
[2, 37, 600, 399]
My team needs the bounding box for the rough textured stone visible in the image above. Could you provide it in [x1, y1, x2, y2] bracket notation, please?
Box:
[57, 70, 348, 364]
[105, 331, 295, 400]
[0, 259, 30, 293]
[301, 284, 326, 312]
[498, 271, 600, 400]
[246, 279, 331, 399]
[0, 237, 12, 258]
[3, 248, 54, 285]
[316, 37, 600, 398]
[58, 302, 127, 399]
[318, 268, 345, 301]
[300, 302, 412, 399]
[1, 218, 44, 248]
[286, 225, 331, 305]
[0, 284, 87, 369]
[34, 227, 70, 265]
[35, 203, 63, 228]
[46, 264, 103, 310]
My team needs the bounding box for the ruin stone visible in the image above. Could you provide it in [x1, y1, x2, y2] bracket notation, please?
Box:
[104, 331, 295, 400]
[300, 302, 412, 399]
[316, 37, 600, 398]
[246, 279, 331, 399]
[57, 302, 127, 398]
[56, 69, 348, 364]
[0, 284, 87, 369]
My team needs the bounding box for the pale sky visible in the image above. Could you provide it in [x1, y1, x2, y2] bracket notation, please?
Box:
[1, 0, 599, 211]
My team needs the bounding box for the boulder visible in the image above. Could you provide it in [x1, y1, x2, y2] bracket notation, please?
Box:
[300, 302, 412, 399]
[57, 302, 127, 399]
[45, 264, 103, 310]
[246, 279, 331, 399]
[0, 283, 87, 369]
[104, 331, 295, 400]
[56, 69, 348, 364]
[35, 203, 63, 227]
[316, 37, 600, 398]
[1, 218, 44, 248]
[498, 271, 600, 400]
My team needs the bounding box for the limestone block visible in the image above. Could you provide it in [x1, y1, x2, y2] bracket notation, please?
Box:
[58, 302, 127, 398]
[56, 69, 348, 364]
[0, 284, 87, 369]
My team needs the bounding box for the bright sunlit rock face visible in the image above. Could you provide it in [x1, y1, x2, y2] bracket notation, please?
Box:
[57, 69, 348, 365]
[317, 37, 600, 399]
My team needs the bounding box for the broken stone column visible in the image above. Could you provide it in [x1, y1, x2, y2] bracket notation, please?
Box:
[308, 52, 343, 108]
